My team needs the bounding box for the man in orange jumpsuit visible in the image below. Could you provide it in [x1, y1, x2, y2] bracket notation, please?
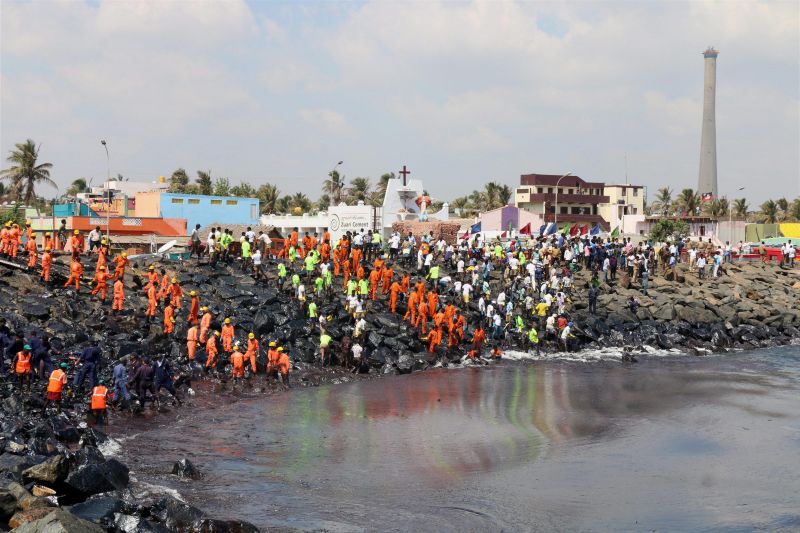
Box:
[381, 266, 393, 295]
[0, 222, 9, 255]
[404, 291, 419, 324]
[112, 278, 125, 312]
[186, 323, 199, 361]
[8, 224, 20, 258]
[471, 326, 486, 359]
[25, 232, 38, 269]
[415, 279, 426, 298]
[333, 247, 341, 276]
[91, 381, 109, 426]
[96, 240, 109, 272]
[351, 247, 362, 270]
[266, 341, 279, 376]
[163, 302, 176, 335]
[427, 290, 439, 316]
[301, 233, 312, 258]
[43, 232, 54, 251]
[170, 278, 183, 309]
[64, 257, 83, 291]
[41, 247, 53, 283]
[320, 241, 331, 263]
[401, 274, 410, 294]
[187, 290, 199, 325]
[221, 318, 234, 353]
[368, 268, 381, 300]
[416, 300, 429, 335]
[199, 307, 212, 343]
[91, 265, 111, 301]
[146, 284, 158, 321]
[428, 328, 442, 353]
[230, 343, 245, 381]
[68, 230, 82, 259]
[245, 333, 259, 374]
[449, 312, 466, 348]
[205, 331, 219, 370]
[276, 347, 290, 388]
[157, 269, 170, 302]
[389, 281, 401, 313]
[355, 263, 365, 281]
[113, 252, 129, 281]
[146, 265, 159, 288]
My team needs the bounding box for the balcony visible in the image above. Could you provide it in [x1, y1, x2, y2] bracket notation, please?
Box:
[543, 213, 609, 229]
[524, 192, 609, 204]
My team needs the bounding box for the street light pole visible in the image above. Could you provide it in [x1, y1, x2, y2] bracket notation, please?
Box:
[100, 140, 110, 244]
[553, 172, 573, 230]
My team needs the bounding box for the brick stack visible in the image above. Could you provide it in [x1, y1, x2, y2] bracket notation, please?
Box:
[391, 221, 465, 245]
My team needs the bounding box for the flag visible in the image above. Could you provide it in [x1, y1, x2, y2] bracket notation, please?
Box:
[580, 224, 589, 236]
[545, 222, 557, 235]
[501, 231, 507, 238]
[590, 224, 601, 235]
[538, 224, 546, 235]
[610, 227, 620, 238]
[508, 221, 514, 232]
[701, 192, 713, 203]
[561, 223, 572, 235]
[520, 223, 532, 235]
[569, 224, 580, 237]
[469, 222, 481, 234]
[460, 231, 469, 240]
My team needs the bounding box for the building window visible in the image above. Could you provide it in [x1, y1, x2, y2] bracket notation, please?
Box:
[567, 189, 573, 194]
[632, 207, 638, 214]
[251, 204, 257, 219]
[171, 198, 184, 204]
[188, 199, 200, 205]
[548, 188, 553, 194]
[226, 200, 238, 206]
[621, 188, 626, 196]
[210, 199, 222, 205]
[560, 206, 568, 214]
[537, 187, 543, 193]
[633, 188, 638, 197]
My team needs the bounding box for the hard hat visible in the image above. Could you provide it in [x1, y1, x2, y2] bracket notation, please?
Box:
[74, 230, 80, 234]
[190, 290, 197, 296]
[23, 344, 31, 350]
[4, 222, 10, 227]
[148, 265, 155, 270]
[214, 331, 220, 336]
[45, 247, 51, 251]
[269, 341, 276, 347]
[121, 252, 127, 257]
[59, 362, 69, 369]
[101, 239, 107, 244]
[277, 347, 284, 352]
[30, 233, 36, 237]
[99, 265, 106, 270]
[224, 318, 231, 324]
[247, 333, 255, 339]
[171, 277, 177, 283]
[201, 306, 208, 312]
[44, 232, 50, 236]
[25, 220, 31, 225]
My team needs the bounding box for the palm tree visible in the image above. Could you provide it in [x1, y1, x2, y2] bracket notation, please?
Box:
[776, 197, 789, 221]
[316, 194, 331, 212]
[759, 199, 778, 224]
[790, 198, 800, 222]
[373, 172, 394, 205]
[705, 198, 728, 218]
[733, 198, 748, 219]
[676, 188, 700, 216]
[653, 187, 673, 215]
[467, 189, 486, 214]
[450, 196, 469, 217]
[323, 170, 345, 205]
[168, 168, 189, 193]
[347, 177, 371, 203]
[0, 182, 5, 199]
[196, 170, 213, 195]
[0, 139, 56, 204]
[289, 192, 312, 213]
[66, 178, 88, 197]
[257, 184, 280, 214]
[276, 196, 291, 214]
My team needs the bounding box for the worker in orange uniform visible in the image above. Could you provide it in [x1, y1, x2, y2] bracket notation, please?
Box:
[428, 328, 442, 353]
[427, 290, 439, 316]
[449, 311, 466, 348]
[415, 279, 426, 298]
[90, 265, 111, 301]
[221, 318, 235, 353]
[230, 342, 245, 381]
[199, 306, 212, 343]
[205, 331, 220, 370]
[113, 252, 129, 281]
[401, 273, 410, 294]
[43, 363, 69, 413]
[368, 268, 381, 300]
[404, 291, 419, 324]
[96, 240, 109, 272]
[43, 232, 55, 251]
[112, 278, 125, 312]
[146, 265, 159, 288]
[25, 231, 38, 269]
[68, 229, 82, 259]
[434, 309, 446, 334]
[13, 344, 32, 391]
[157, 269, 170, 304]
[351, 247, 362, 270]
[389, 281, 402, 313]
[8, 224, 20, 258]
[0, 221, 9, 255]
[276, 347, 290, 388]
[381, 266, 393, 295]
[266, 341, 279, 375]
[170, 278, 183, 309]
[301, 232, 311, 258]
[186, 323, 199, 362]
[163, 302, 176, 335]
[40, 247, 53, 283]
[245, 332, 259, 374]
[355, 263, 365, 281]
[90, 380, 109, 426]
[320, 240, 331, 263]
[333, 247, 341, 276]
[187, 290, 199, 325]
[146, 283, 158, 321]
[64, 257, 83, 292]
[415, 300, 429, 335]
[342, 258, 351, 289]
[471, 326, 486, 359]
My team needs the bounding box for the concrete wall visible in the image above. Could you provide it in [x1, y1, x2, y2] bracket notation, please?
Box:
[133, 192, 161, 217]
[157, 193, 259, 235]
[479, 206, 544, 232]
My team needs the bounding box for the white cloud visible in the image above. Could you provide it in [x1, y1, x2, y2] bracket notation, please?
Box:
[299, 109, 348, 130]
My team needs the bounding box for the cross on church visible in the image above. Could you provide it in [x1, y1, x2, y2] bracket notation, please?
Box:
[399, 165, 411, 186]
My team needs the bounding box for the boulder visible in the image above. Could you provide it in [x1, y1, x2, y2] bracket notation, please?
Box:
[65, 458, 129, 496]
[70, 495, 124, 524]
[13, 508, 105, 533]
[0, 453, 33, 480]
[170, 458, 201, 480]
[113, 513, 170, 533]
[396, 353, 415, 374]
[0, 489, 18, 518]
[23, 455, 68, 485]
[149, 494, 204, 530]
[194, 518, 260, 532]
[9, 507, 57, 529]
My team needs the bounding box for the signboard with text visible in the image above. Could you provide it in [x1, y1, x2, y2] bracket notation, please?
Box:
[328, 204, 375, 242]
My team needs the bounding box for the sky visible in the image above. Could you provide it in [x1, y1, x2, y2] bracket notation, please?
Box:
[1, 0, 798, 205]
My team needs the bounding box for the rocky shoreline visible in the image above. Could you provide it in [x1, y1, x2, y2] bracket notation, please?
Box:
[0, 256, 798, 531]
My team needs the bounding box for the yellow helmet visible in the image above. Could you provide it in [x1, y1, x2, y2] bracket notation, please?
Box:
[99, 265, 106, 270]
[44, 247, 51, 251]
[148, 265, 155, 270]
[30, 233, 36, 238]
[214, 331, 220, 337]
[4, 222, 10, 227]
[121, 252, 127, 257]
[277, 347, 284, 352]
[269, 341, 276, 347]
[74, 229, 80, 234]
[25, 220, 31, 225]
[44, 232, 50, 236]
[248, 332, 255, 339]
[201, 306, 208, 312]
[190, 290, 197, 296]
[224, 318, 231, 324]
[171, 277, 177, 283]
[101, 239, 107, 244]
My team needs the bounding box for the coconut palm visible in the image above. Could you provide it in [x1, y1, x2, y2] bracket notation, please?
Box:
[705, 198, 728, 218]
[323, 170, 345, 205]
[652, 187, 673, 215]
[289, 192, 312, 213]
[66, 178, 88, 197]
[275, 196, 291, 214]
[733, 198, 748, 218]
[676, 188, 700, 216]
[168, 168, 189, 193]
[450, 196, 469, 217]
[347, 177, 371, 203]
[373, 172, 394, 204]
[759, 199, 778, 224]
[0, 139, 56, 204]
[257, 184, 280, 214]
[196, 170, 213, 195]
[776, 197, 789, 221]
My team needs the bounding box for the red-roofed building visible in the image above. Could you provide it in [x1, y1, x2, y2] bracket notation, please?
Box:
[514, 173, 610, 230]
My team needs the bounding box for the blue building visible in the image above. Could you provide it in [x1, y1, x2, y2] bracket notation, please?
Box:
[136, 191, 260, 235]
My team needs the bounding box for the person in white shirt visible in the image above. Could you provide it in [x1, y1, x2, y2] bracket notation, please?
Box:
[352, 343, 363, 361]
[252, 249, 262, 279]
[457, 258, 465, 278]
[245, 228, 256, 243]
[354, 317, 367, 338]
[496, 291, 506, 308]
[462, 283, 473, 303]
[478, 296, 486, 317]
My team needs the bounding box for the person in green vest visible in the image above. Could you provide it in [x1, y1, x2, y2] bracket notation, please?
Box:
[314, 275, 324, 296]
[528, 327, 540, 355]
[426, 263, 440, 290]
[277, 262, 287, 290]
[291, 272, 300, 290]
[308, 300, 318, 319]
[319, 331, 333, 365]
[288, 246, 296, 263]
[518, 250, 526, 266]
[240, 238, 252, 271]
[304, 251, 316, 280]
[493, 244, 503, 260]
[370, 231, 382, 262]
[358, 278, 368, 297]
[515, 315, 525, 333]
[220, 230, 233, 262]
[324, 269, 333, 295]
[347, 278, 357, 297]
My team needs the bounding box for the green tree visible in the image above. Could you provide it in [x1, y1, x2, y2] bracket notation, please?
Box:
[230, 181, 256, 198]
[316, 193, 331, 212]
[759, 199, 778, 224]
[257, 184, 280, 214]
[653, 187, 673, 215]
[649, 218, 690, 242]
[168, 168, 190, 193]
[704, 198, 728, 218]
[323, 170, 345, 204]
[0, 182, 5, 199]
[66, 178, 88, 197]
[776, 197, 789, 221]
[196, 170, 213, 195]
[276, 196, 291, 214]
[0, 139, 56, 204]
[450, 196, 469, 217]
[213, 177, 230, 196]
[184, 184, 200, 195]
[733, 198, 748, 218]
[289, 192, 311, 213]
[372, 172, 395, 205]
[789, 198, 800, 222]
[676, 188, 700, 216]
[348, 177, 371, 203]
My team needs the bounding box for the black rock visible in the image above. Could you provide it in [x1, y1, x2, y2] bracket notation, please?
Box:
[170, 458, 202, 480]
[65, 458, 130, 496]
[396, 353, 414, 374]
[194, 518, 260, 532]
[149, 494, 205, 530]
[0, 453, 33, 480]
[70, 495, 124, 524]
[23, 454, 68, 485]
